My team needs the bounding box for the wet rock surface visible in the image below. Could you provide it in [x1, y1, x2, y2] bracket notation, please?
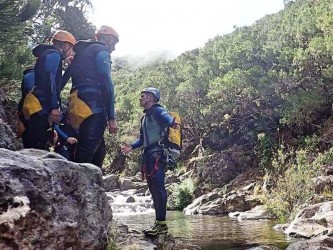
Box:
[112, 223, 201, 250]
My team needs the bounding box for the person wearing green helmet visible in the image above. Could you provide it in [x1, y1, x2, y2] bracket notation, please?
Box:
[122, 87, 179, 236]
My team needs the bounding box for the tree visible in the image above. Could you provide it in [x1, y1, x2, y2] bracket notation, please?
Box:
[24, 0, 95, 44]
[0, 0, 40, 44]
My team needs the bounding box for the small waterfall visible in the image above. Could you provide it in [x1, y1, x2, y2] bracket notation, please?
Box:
[106, 189, 155, 215]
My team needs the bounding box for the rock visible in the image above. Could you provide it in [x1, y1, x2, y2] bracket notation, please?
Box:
[242, 182, 256, 191]
[193, 187, 204, 198]
[273, 223, 289, 233]
[191, 153, 239, 187]
[120, 177, 148, 191]
[0, 148, 112, 250]
[126, 196, 136, 203]
[135, 188, 148, 195]
[0, 118, 16, 150]
[103, 174, 119, 191]
[0, 91, 17, 151]
[183, 193, 214, 215]
[286, 235, 333, 249]
[236, 205, 275, 221]
[145, 233, 201, 250]
[183, 190, 254, 215]
[314, 176, 333, 193]
[322, 165, 333, 176]
[109, 222, 201, 250]
[132, 171, 143, 182]
[248, 246, 280, 250]
[285, 201, 333, 238]
[285, 220, 333, 238]
[229, 211, 242, 218]
[165, 174, 179, 185]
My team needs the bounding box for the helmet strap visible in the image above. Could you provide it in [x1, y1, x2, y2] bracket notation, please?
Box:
[62, 43, 74, 59]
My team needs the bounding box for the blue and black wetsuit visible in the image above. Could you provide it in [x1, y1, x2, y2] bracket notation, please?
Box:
[131, 104, 175, 222]
[18, 68, 35, 148]
[69, 40, 116, 167]
[29, 44, 63, 150]
[54, 115, 78, 161]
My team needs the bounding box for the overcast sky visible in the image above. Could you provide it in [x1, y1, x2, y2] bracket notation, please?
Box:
[90, 0, 284, 57]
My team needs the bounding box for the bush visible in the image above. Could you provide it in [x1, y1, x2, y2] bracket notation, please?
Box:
[263, 146, 333, 222]
[168, 178, 196, 210]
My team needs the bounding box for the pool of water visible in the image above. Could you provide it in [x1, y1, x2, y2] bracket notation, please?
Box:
[113, 210, 295, 249]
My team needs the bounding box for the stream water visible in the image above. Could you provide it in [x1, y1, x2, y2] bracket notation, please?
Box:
[108, 190, 295, 249]
[113, 211, 294, 250]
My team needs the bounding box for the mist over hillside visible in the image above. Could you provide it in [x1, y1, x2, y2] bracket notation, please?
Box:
[114, 49, 179, 69]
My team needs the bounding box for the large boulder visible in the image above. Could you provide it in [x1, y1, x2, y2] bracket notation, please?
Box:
[0, 148, 112, 250]
[285, 201, 333, 238]
[286, 235, 333, 250]
[229, 205, 275, 221]
[183, 189, 255, 215]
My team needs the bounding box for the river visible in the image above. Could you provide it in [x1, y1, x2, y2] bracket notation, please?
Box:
[112, 210, 294, 249]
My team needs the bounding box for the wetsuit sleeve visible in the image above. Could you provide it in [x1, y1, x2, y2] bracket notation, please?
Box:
[130, 127, 144, 149]
[44, 52, 61, 109]
[18, 71, 35, 112]
[54, 124, 69, 141]
[96, 50, 115, 119]
[22, 71, 35, 94]
[154, 106, 174, 126]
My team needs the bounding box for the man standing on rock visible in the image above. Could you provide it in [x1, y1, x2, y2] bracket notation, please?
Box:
[121, 87, 179, 236]
[23, 30, 76, 149]
[68, 25, 119, 167]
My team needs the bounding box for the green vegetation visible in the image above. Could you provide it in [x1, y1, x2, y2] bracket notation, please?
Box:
[106, 223, 120, 250]
[168, 178, 196, 210]
[3, 0, 333, 222]
[113, 0, 333, 167]
[0, 0, 95, 82]
[263, 146, 333, 222]
[110, 0, 333, 219]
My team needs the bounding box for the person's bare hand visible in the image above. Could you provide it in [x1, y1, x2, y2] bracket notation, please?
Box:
[171, 122, 180, 130]
[107, 119, 119, 134]
[66, 137, 77, 145]
[121, 142, 132, 154]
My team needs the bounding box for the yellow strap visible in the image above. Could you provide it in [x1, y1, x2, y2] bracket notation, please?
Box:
[68, 90, 93, 129]
[22, 91, 42, 119]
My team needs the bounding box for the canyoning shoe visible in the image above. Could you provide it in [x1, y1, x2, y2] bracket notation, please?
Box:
[142, 224, 156, 234]
[144, 224, 168, 235]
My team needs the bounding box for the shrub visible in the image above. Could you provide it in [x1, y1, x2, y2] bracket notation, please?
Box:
[263, 146, 333, 222]
[168, 178, 196, 210]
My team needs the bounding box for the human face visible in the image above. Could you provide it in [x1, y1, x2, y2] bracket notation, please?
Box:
[62, 43, 74, 62]
[107, 36, 118, 52]
[139, 93, 150, 108]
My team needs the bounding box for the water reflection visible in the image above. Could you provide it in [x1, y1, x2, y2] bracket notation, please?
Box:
[113, 211, 294, 249]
